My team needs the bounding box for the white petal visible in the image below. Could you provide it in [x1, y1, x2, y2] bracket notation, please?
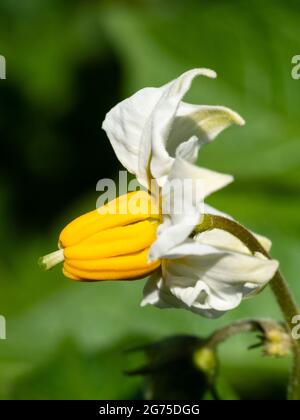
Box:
[142, 257, 238, 319]
[141, 268, 219, 317]
[140, 68, 217, 186]
[141, 271, 166, 307]
[167, 104, 245, 158]
[195, 229, 252, 254]
[103, 68, 217, 188]
[175, 136, 200, 164]
[165, 240, 278, 283]
[203, 205, 272, 252]
[156, 240, 279, 317]
[102, 87, 162, 187]
[149, 152, 233, 261]
[103, 69, 245, 191]
[203, 204, 234, 218]
[141, 271, 181, 309]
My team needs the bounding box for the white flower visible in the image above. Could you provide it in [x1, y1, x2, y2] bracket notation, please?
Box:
[102, 69, 279, 318]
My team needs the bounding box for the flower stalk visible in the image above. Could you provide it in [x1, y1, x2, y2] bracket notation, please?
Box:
[195, 214, 300, 400]
[205, 318, 291, 357]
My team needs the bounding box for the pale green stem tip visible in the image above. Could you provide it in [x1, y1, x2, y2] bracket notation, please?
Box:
[38, 249, 64, 271]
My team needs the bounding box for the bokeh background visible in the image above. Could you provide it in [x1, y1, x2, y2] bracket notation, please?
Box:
[0, 0, 300, 400]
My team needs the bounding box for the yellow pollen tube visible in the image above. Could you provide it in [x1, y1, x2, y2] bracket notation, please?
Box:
[39, 191, 161, 281]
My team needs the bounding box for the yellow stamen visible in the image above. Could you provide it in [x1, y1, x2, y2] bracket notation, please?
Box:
[64, 222, 157, 260]
[64, 260, 160, 281]
[80, 220, 155, 245]
[59, 191, 157, 248]
[62, 267, 81, 281]
[40, 191, 161, 281]
[66, 248, 156, 271]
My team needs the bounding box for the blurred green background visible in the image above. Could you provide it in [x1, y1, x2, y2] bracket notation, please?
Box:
[0, 0, 299, 400]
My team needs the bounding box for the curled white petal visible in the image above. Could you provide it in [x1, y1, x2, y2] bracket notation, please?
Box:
[167, 104, 245, 158]
[143, 68, 217, 185]
[144, 240, 278, 318]
[103, 68, 244, 192]
[103, 68, 244, 189]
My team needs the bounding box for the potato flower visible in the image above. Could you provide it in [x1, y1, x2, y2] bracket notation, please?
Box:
[40, 69, 278, 317]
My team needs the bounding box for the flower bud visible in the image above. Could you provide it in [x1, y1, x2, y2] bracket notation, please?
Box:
[264, 329, 292, 357]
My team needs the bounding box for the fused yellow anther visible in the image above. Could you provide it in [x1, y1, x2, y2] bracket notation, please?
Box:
[40, 192, 161, 282]
[64, 221, 157, 261]
[64, 258, 161, 281]
[59, 191, 158, 248]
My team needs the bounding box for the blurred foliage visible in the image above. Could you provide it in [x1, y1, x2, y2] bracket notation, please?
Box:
[0, 0, 299, 399]
[126, 336, 218, 400]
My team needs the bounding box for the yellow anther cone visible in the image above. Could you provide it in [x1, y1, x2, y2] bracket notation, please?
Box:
[40, 191, 161, 281]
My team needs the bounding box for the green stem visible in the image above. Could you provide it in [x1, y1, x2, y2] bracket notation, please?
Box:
[205, 318, 289, 351]
[195, 214, 300, 400]
[206, 320, 259, 348]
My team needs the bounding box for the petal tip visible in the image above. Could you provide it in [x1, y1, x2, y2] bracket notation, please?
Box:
[199, 68, 217, 79]
[140, 299, 147, 308]
[236, 114, 246, 126]
[101, 115, 108, 131]
[226, 108, 245, 126]
[272, 259, 280, 272]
